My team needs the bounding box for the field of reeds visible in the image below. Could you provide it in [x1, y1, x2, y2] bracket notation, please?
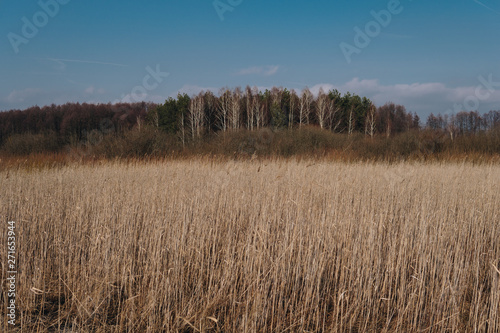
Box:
[1, 159, 499, 332]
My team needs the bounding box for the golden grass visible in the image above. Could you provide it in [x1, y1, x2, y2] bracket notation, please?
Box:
[1, 159, 499, 332]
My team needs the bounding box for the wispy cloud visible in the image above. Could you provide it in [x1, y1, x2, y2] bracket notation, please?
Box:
[236, 65, 279, 76]
[84, 86, 106, 95]
[45, 58, 129, 68]
[472, 0, 500, 15]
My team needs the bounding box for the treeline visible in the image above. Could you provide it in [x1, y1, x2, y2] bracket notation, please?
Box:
[427, 110, 500, 138]
[0, 102, 156, 144]
[0, 86, 499, 160]
[0, 87, 421, 144]
[151, 87, 421, 140]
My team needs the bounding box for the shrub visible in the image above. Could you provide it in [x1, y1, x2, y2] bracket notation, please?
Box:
[1, 131, 61, 155]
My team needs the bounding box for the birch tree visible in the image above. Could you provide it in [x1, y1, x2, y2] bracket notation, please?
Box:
[253, 87, 265, 129]
[348, 105, 355, 136]
[270, 87, 283, 106]
[444, 114, 457, 141]
[316, 88, 329, 129]
[299, 88, 313, 127]
[288, 89, 298, 129]
[365, 104, 376, 138]
[188, 92, 205, 139]
[230, 87, 242, 130]
[327, 97, 341, 132]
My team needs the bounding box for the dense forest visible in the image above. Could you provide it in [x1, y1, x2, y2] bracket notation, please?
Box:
[1, 86, 499, 160]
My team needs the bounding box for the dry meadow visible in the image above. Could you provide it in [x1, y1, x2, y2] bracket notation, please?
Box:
[1, 159, 499, 332]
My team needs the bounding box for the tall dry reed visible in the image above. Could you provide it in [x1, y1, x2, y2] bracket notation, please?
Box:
[1, 159, 499, 332]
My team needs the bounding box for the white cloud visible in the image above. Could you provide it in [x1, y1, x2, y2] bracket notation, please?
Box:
[2, 78, 500, 118]
[6, 88, 44, 104]
[173, 84, 280, 98]
[84, 86, 106, 95]
[110, 91, 171, 104]
[320, 78, 500, 117]
[309, 84, 336, 97]
[172, 84, 219, 98]
[169, 79, 500, 118]
[236, 65, 280, 76]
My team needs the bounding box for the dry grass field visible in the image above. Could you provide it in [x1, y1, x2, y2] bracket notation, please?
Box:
[1, 159, 499, 332]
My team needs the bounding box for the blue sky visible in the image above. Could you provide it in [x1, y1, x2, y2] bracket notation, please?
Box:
[1, 0, 500, 119]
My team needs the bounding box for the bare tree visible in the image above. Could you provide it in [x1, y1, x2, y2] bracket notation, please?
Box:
[230, 87, 242, 130]
[444, 114, 457, 141]
[327, 98, 341, 132]
[189, 92, 205, 139]
[289, 89, 298, 129]
[299, 88, 313, 127]
[253, 87, 265, 129]
[270, 87, 283, 105]
[150, 108, 159, 129]
[256, 103, 266, 129]
[365, 104, 376, 138]
[316, 88, 329, 129]
[180, 111, 186, 148]
[189, 96, 196, 140]
[348, 105, 355, 136]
